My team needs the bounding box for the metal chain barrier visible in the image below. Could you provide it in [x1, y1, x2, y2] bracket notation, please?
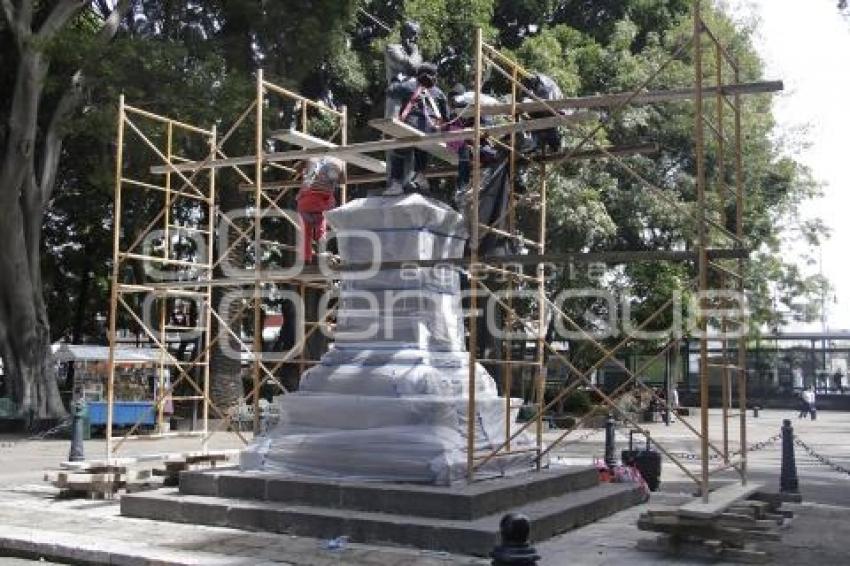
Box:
[655, 433, 782, 462]
[730, 433, 783, 459]
[0, 416, 73, 451]
[794, 436, 850, 478]
[547, 428, 601, 454]
[568, 428, 603, 443]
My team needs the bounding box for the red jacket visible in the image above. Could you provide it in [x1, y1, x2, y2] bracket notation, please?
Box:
[296, 188, 335, 214]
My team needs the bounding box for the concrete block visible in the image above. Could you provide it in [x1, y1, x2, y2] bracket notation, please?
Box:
[118, 469, 642, 557]
[218, 473, 267, 500]
[262, 507, 344, 539]
[468, 486, 525, 519]
[435, 525, 497, 556]
[265, 477, 341, 507]
[121, 492, 183, 522]
[525, 467, 597, 502]
[342, 485, 465, 519]
[227, 505, 271, 531]
[179, 470, 219, 496]
[181, 498, 228, 526]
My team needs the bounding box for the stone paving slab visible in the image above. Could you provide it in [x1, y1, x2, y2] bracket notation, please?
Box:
[3, 410, 850, 564]
[0, 484, 486, 566]
[121, 481, 642, 556]
[4, 481, 850, 565]
[179, 465, 601, 520]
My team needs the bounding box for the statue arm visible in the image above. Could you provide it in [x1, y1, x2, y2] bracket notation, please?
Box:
[385, 44, 416, 79]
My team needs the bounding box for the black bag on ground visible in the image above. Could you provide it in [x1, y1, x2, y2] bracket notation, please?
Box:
[621, 430, 661, 491]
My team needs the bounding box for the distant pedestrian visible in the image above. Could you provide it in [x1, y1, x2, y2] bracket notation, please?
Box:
[799, 386, 816, 420]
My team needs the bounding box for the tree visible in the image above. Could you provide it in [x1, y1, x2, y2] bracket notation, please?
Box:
[0, 0, 131, 424]
[2, 0, 830, 423]
[0, 1, 361, 418]
[491, 2, 830, 358]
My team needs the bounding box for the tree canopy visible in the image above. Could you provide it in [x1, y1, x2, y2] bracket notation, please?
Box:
[0, 0, 830, 417]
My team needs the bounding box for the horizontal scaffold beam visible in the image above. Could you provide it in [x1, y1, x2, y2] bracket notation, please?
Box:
[116, 248, 748, 290]
[237, 143, 660, 191]
[270, 129, 386, 173]
[335, 248, 749, 271]
[369, 118, 458, 165]
[462, 80, 784, 117]
[150, 113, 594, 174]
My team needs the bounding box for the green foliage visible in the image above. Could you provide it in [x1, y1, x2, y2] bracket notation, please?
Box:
[561, 390, 592, 414]
[0, 0, 831, 347]
[404, 0, 495, 59]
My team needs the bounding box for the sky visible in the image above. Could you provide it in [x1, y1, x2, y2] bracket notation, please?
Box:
[723, 0, 850, 331]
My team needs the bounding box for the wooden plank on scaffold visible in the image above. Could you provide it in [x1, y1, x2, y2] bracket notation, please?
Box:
[270, 128, 386, 173]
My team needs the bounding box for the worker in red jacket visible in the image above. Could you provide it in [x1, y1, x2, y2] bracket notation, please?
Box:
[296, 156, 345, 263]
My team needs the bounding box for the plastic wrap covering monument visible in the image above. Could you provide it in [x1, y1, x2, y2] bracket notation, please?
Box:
[241, 194, 538, 484]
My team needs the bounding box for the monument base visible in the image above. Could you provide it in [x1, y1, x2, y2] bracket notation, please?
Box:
[121, 466, 644, 556]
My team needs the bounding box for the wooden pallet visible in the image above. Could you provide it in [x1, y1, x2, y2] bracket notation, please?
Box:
[45, 467, 153, 498]
[153, 452, 229, 487]
[637, 484, 792, 564]
[45, 451, 233, 497]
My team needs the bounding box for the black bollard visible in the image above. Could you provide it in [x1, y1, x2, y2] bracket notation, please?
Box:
[604, 413, 617, 469]
[753, 406, 760, 418]
[68, 398, 86, 462]
[780, 419, 799, 495]
[491, 513, 540, 566]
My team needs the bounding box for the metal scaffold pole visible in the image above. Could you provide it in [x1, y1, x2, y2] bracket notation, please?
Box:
[467, 27, 483, 481]
[105, 94, 126, 462]
[253, 69, 264, 435]
[693, 0, 711, 502]
[203, 125, 217, 452]
[734, 65, 748, 486]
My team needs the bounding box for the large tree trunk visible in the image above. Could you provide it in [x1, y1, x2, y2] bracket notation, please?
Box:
[0, 47, 66, 424]
[0, 1, 131, 425]
[0, 179, 64, 425]
[208, 181, 248, 412]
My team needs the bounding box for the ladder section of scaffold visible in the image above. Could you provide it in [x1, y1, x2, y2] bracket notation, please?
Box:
[106, 97, 218, 460]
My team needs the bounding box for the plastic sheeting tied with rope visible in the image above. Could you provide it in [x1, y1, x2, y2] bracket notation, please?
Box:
[241, 194, 539, 484]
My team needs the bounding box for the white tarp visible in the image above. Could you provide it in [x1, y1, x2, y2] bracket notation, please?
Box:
[241, 194, 539, 484]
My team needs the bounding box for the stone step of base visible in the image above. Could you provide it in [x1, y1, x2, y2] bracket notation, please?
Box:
[179, 466, 602, 520]
[121, 482, 643, 556]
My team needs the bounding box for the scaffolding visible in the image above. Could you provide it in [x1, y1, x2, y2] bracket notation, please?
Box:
[106, 1, 780, 502]
[465, 1, 763, 501]
[105, 74, 349, 455]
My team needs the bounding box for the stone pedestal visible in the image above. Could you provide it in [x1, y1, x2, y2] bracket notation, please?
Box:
[241, 194, 536, 484]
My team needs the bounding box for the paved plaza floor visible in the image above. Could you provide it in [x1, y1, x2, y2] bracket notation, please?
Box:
[0, 408, 848, 565]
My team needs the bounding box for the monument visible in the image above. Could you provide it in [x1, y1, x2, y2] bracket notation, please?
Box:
[120, 77, 643, 557]
[122, 172, 642, 560]
[241, 193, 537, 483]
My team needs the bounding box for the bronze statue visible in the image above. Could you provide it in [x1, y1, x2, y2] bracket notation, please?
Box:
[384, 20, 424, 117]
[383, 21, 425, 191]
[385, 63, 449, 195]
